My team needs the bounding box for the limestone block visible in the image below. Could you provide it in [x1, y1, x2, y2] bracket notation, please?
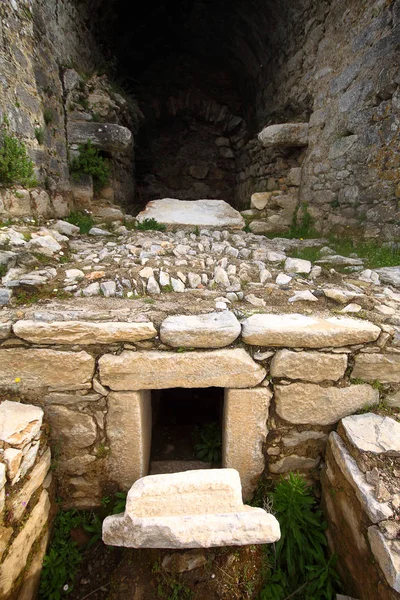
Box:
[250, 192, 272, 210]
[26, 235, 62, 256]
[0, 349, 95, 390]
[4, 189, 32, 217]
[67, 121, 133, 153]
[352, 354, 400, 383]
[160, 312, 240, 348]
[16, 527, 49, 600]
[10, 448, 51, 521]
[275, 383, 379, 425]
[270, 349, 347, 382]
[13, 320, 157, 345]
[258, 123, 309, 147]
[0, 490, 50, 598]
[0, 401, 43, 446]
[99, 348, 266, 391]
[329, 432, 393, 523]
[46, 406, 97, 449]
[241, 313, 380, 348]
[106, 391, 152, 490]
[287, 167, 302, 186]
[0, 527, 13, 562]
[284, 257, 312, 274]
[341, 414, 400, 455]
[368, 526, 400, 592]
[269, 455, 320, 474]
[136, 199, 245, 230]
[30, 190, 51, 217]
[374, 267, 400, 288]
[103, 469, 280, 548]
[223, 387, 272, 499]
[3, 448, 22, 481]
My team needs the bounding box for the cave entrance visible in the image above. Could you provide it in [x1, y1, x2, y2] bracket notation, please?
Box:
[150, 387, 224, 474]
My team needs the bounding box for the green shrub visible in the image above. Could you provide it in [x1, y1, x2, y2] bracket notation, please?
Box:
[259, 473, 340, 599]
[0, 122, 37, 187]
[136, 217, 166, 232]
[193, 422, 222, 463]
[70, 140, 110, 191]
[65, 210, 94, 234]
[34, 127, 45, 145]
[43, 108, 54, 125]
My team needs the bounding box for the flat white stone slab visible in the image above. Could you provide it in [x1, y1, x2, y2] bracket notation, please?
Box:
[103, 469, 280, 548]
[368, 525, 400, 592]
[0, 401, 43, 446]
[341, 414, 400, 455]
[329, 432, 393, 523]
[160, 311, 241, 348]
[241, 313, 380, 347]
[136, 199, 245, 229]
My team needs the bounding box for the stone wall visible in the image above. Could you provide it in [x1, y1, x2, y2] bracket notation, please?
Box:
[322, 413, 400, 599]
[0, 400, 52, 600]
[0, 309, 398, 510]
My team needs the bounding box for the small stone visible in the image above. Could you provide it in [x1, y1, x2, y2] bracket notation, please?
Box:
[88, 227, 112, 236]
[214, 266, 230, 287]
[269, 455, 320, 474]
[276, 273, 292, 285]
[245, 294, 266, 307]
[100, 281, 116, 297]
[171, 277, 185, 293]
[82, 282, 100, 296]
[0, 288, 12, 306]
[147, 276, 160, 294]
[159, 272, 170, 287]
[53, 220, 80, 236]
[340, 303, 362, 313]
[285, 257, 312, 274]
[288, 290, 318, 303]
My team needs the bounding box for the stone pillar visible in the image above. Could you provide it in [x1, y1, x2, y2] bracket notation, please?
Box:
[106, 391, 152, 491]
[222, 387, 272, 500]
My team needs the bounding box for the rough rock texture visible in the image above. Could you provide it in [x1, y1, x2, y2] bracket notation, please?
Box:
[258, 123, 309, 147]
[342, 414, 400, 455]
[0, 401, 43, 446]
[103, 469, 280, 548]
[352, 354, 400, 383]
[368, 526, 400, 593]
[99, 348, 266, 390]
[160, 311, 241, 348]
[223, 387, 272, 499]
[0, 349, 95, 390]
[46, 405, 97, 450]
[242, 314, 380, 347]
[275, 382, 379, 425]
[13, 320, 157, 345]
[270, 349, 347, 382]
[106, 391, 152, 491]
[136, 199, 245, 229]
[67, 121, 133, 152]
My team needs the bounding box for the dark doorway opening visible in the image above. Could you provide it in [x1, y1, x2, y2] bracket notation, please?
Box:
[150, 387, 224, 473]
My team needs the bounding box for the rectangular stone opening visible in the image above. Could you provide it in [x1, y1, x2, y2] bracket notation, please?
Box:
[149, 387, 224, 474]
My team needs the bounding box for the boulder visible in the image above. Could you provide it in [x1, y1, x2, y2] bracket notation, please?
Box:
[67, 121, 133, 153]
[136, 199, 245, 230]
[374, 267, 400, 287]
[13, 320, 157, 345]
[275, 382, 378, 425]
[99, 348, 266, 390]
[258, 123, 309, 147]
[270, 349, 347, 382]
[284, 257, 312, 274]
[241, 313, 380, 347]
[160, 312, 241, 348]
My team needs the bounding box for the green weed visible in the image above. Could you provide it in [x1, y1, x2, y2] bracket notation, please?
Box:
[0, 121, 37, 187]
[136, 218, 166, 232]
[329, 239, 400, 269]
[70, 140, 110, 191]
[65, 210, 94, 234]
[43, 108, 54, 125]
[193, 422, 222, 463]
[0, 264, 6, 278]
[34, 127, 45, 145]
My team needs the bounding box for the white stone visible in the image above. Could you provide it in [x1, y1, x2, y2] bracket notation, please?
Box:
[214, 266, 230, 287]
[275, 383, 378, 425]
[341, 414, 400, 455]
[171, 277, 185, 292]
[10, 449, 51, 520]
[82, 282, 100, 296]
[46, 405, 97, 449]
[188, 272, 201, 289]
[276, 273, 292, 285]
[0, 321, 11, 340]
[245, 294, 266, 307]
[107, 391, 151, 490]
[269, 455, 320, 473]
[27, 235, 62, 256]
[147, 276, 160, 294]
[340, 303, 362, 313]
[258, 123, 309, 147]
[89, 227, 112, 236]
[139, 267, 154, 279]
[64, 268, 84, 282]
[99, 348, 266, 390]
[368, 526, 400, 592]
[223, 388, 272, 499]
[375, 267, 400, 288]
[136, 199, 245, 229]
[160, 312, 240, 348]
[0, 349, 95, 390]
[0, 401, 43, 446]
[13, 320, 157, 344]
[250, 192, 270, 210]
[3, 448, 22, 481]
[242, 313, 380, 347]
[271, 349, 347, 382]
[288, 290, 318, 303]
[100, 280, 116, 297]
[159, 272, 170, 287]
[352, 354, 400, 383]
[285, 257, 312, 274]
[267, 251, 286, 262]
[102, 469, 280, 548]
[329, 432, 393, 523]
[53, 220, 80, 236]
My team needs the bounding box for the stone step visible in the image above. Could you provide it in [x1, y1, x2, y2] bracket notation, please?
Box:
[136, 198, 245, 230]
[103, 468, 280, 548]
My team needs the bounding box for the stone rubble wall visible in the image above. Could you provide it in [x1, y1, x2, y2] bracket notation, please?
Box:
[0, 310, 398, 509]
[0, 400, 53, 600]
[322, 414, 400, 600]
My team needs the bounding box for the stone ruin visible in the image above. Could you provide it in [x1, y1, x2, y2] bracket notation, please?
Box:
[0, 0, 400, 598]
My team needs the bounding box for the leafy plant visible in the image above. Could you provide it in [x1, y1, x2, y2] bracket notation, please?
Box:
[136, 218, 166, 232]
[43, 108, 54, 125]
[194, 422, 222, 463]
[260, 473, 340, 599]
[0, 121, 37, 187]
[65, 210, 94, 234]
[70, 140, 110, 191]
[34, 126, 45, 145]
